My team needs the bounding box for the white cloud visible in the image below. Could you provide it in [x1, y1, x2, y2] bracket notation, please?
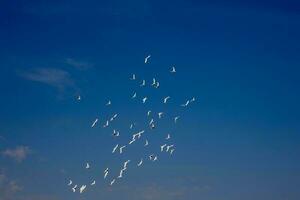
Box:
[2, 146, 31, 162]
[65, 58, 93, 70]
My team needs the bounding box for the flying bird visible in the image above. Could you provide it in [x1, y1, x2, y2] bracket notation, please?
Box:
[130, 123, 135, 129]
[129, 138, 136, 145]
[144, 55, 151, 63]
[166, 145, 174, 152]
[163, 96, 170, 104]
[140, 79, 146, 87]
[110, 179, 116, 186]
[106, 100, 112, 106]
[112, 129, 120, 137]
[147, 110, 151, 116]
[166, 134, 171, 140]
[160, 144, 167, 152]
[170, 66, 176, 73]
[174, 116, 180, 124]
[86, 163, 90, 169]
[170, 149, 175, 155]
[124, 160, 130, 169]
[68, 180, 72, 186]
[79, 185, 87, 194]
[72, 185, 77, 192]
[132, 92, 137, 99]
[144, 139, 149, 146]
[137, 158, 143, 167]
[103, 120, 109, 128]
[91, 180, 96, 186]
[91, 118, 98, 128]
[151, 78, 156, 86]
[104, 170, 109, 179]
[77, 95, 81, 101]
[158, 112, 164, 119]
[118, 169, 124, 178]
[154, 81, 160, 88]
[142, 97, 148, 103]
[112, 144, 119, 153]
[130, 74, 136, 80]
[181, 100, 190, 107]
[119, 145, 126, 154]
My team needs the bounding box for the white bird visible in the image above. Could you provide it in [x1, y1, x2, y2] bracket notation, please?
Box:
[158, 112, 164, 119]
[170, 149, 175, 155]
[147, 110, 151, 116]
[132, 92, 137, 99]
[160, 144, 167, 152]
[153, 156, 158, 161]
[133, 130, 145, 140]
[149, 154, 154, 160]
[124, 160, 130, 169]
[112, 144, 119, 153]
[144, 55, 151, 64]
[110, 114, 118, 121]
[142, 97, 148, 103]
[174, 116, 180, 123]
[119, 145, 126, 154]
[106, 100, 112, 106]
[86, 163, 90, 169]
[91, 118, 98, 128]
[190, 97, 196, 102]
[163, 96, 170, 104]
[118, 169, 124, 178]
[181, 100, 190, 107]
[104, 171, 109, 179]
[166, 134, 171, 140]
[137, 159, 143, 167]
[149, 118, 154, 125]
[151, 78, 156, 86]
[91, 180, 96, 186]
[77, 95, 81, 101]
[170, 66, 176, 73]
[68, 180, 72, 186]
[130, 74, 136, 80]
[129, 138, 136, 145]
[72, 185, 77, 192]
[112, 129, 120, 137]
[103, 120, 109, 128]
[130, 123, 135, 129]
[104, 167, 109, 173]
[144, 139, 149, 146]
[154, 81, 160, 88]
[150, 123, 155, 129]
[140, 79, 146, 87]
[79, 185, 86, 194]
[110, 179, 115, 186]
[166, 145, 174, 152]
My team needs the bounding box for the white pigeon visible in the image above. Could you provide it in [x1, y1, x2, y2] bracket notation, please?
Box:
[91, 118, 98, 128]
[130, 74, 136, 80]
[110, 179, 115, 186]
[166, 134, 171, 140]
[147, 110, 151, 116]
[137, 159, 143, 167]
[132, 92, 137, 99]
[144, 55, 151, 64]
[163, 96, 170, 104]
[181, 100, 190, 107]
[154, 81, 160, 88]
[158, 112, 164, 119]
[110, 114, 118, 121]
[68, 180, 72, 186]
[166, 145, 174, 152]
[112, 129, 120, 137]
[112, 144, 119, 153]
[160, 144, 167, 152]
[174, 116, 180, 123]
[106, 100, 112, 106]
[86, 163, 90, 169]
[119, 145, 126, 154]
[170, 149, 175, 155]
[103, 120, 109, 128]
[140, 79, 146, 87]
[124, 160, 130, 169]
[79, 185, 86, 194]
[142, 97, 148, 103]
[72, 185, 77, 192]
[144, 139, 149, 146]
[104, 171, 109, 179]
[118, 169, 124, 178]
[170, 66, 176, 73]
[91, 180, 96, 186]
[151, 78, 156, 86]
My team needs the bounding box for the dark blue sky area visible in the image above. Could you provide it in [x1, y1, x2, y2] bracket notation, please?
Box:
[0, 1, 300, 200]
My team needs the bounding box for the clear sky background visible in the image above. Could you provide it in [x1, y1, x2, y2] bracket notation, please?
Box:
[0, 0, 300, 200]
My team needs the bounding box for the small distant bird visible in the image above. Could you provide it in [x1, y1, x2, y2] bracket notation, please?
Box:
[151, 78, 156, 86]
[170, 149, 175, 155]
[170, 66, 176, 73]
[104, 169, 109, 179]
[174, 116, 180, 123]
[140, 79, 146, 87]
[112, 144, 119, 153]
[166, 134, 171, 140]
[150, 123, 155, 129]
[132, 92, 137, 99]
[130, 74, 136, 80]
[153, 156, 158, 161]
[137, 158, 143, 167]
[91, 180, 96, 186]
[118, 169, 124, 178]
[190, 97, 196, 102]
[129, 138, 136, 145]
[144, 55, 151, 64]
[147, 110, 151, 116]
[77, 95, 81, 101]
[166, 145, 174, 152]
[163, 96, 170, 104]
[91, 118, 98, 128]
[68, 180, 72, 186]
[103, 120, 109, 128]
[144, 139, 149, 146]
[158, 112, 164, 119]
[119, 145, 126, 154]
[154, 81, 160, 88]
[110, 179, 115, 186]
[181, 100, 190, 107]
[80, 185, 86, 194]
[112, 129, 120, 137]
[160, 144, 167, 152]
[142, 97, 148, 103]
[130, 123, 135, 129]
[124, 160, 130, 169]
[149, 154, 154, 160]
[86, 163, 90, 169]
[72, 185, 77, 192]
[110, 114, 118, 121]
[106, 100, 112, 106]
[149, 118, 154, 125]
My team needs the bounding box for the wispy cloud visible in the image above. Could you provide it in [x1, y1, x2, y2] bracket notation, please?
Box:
[0, 170, 23, 200]
[2, 146, 31, 163]
[17, 68, 74, 90]
[65, 58, 93, 70]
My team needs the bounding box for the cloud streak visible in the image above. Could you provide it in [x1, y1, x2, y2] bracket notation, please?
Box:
[65, 58, 93, 70]
[2, 146, 31, 162]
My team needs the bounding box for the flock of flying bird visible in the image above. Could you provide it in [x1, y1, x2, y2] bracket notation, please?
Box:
[67, 55, 196, 194]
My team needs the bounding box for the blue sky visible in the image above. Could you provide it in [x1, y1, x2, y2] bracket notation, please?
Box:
[0, 0, 300, 200]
